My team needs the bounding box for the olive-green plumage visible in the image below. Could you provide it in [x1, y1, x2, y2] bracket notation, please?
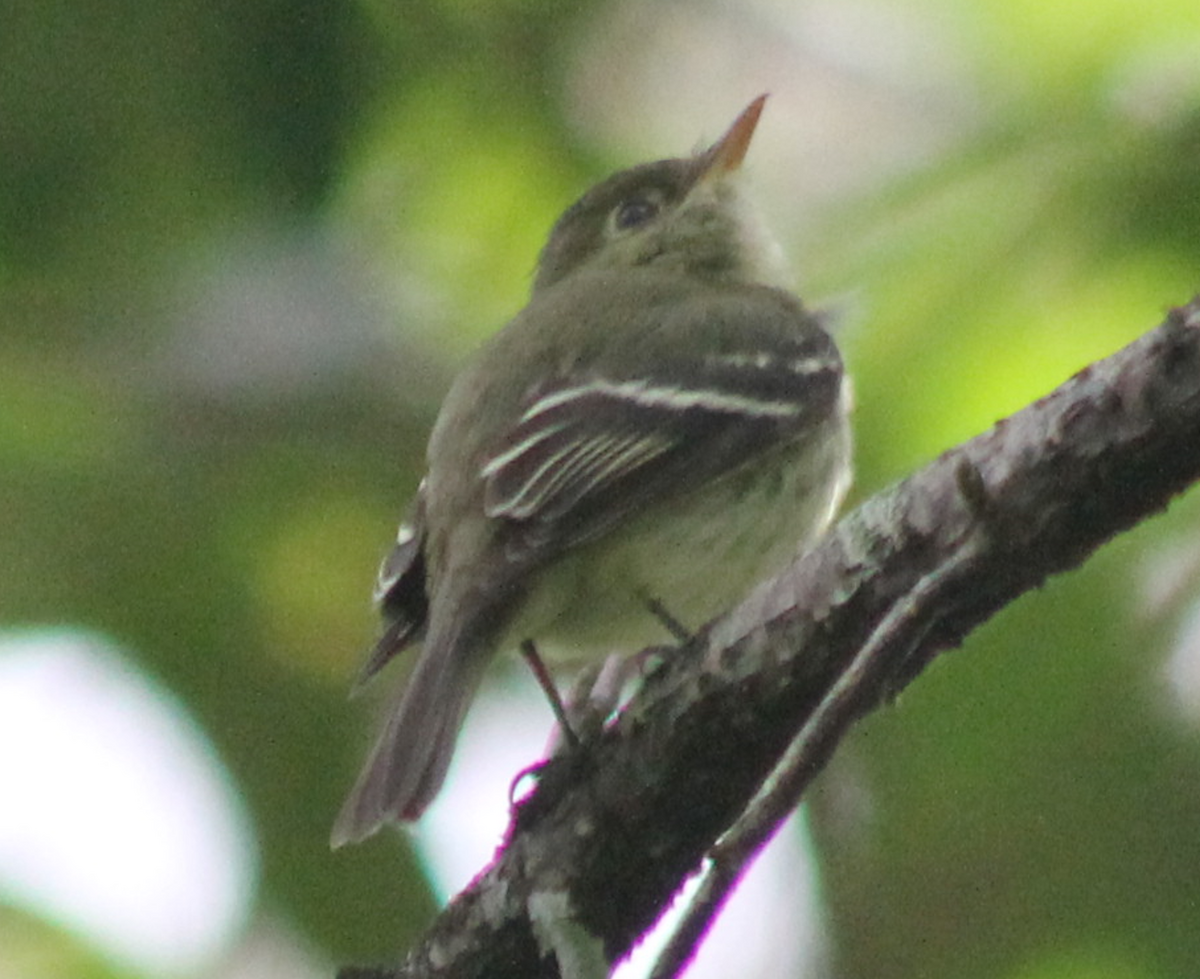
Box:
[332, 97, 852, 846]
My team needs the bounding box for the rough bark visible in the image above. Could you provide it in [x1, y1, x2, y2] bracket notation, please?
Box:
[339, 297, 1200, 979]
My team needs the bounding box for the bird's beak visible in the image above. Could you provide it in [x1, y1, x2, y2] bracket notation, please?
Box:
[697, 94, 767, 182]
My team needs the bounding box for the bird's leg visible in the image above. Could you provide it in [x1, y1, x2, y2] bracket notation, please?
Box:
[519, 639, 580, 749]
[510, 644, 628, 809]
[521, 594, 692, 758]
[631, 594, 696, 678]
[643, 595, 693, 644]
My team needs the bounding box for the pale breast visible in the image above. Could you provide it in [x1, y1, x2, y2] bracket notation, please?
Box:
[503, 401, 852, 664]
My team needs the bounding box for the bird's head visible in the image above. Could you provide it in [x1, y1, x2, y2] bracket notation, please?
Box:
[533, 96, 785, 293]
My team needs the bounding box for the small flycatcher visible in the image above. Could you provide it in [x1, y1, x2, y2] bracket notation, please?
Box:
[332, 96, 852, 846]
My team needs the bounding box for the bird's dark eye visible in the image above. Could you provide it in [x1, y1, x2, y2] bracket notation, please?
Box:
[613, 197, 659, 230]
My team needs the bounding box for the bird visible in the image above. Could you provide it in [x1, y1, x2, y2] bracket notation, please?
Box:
[331, 95, 853, 846]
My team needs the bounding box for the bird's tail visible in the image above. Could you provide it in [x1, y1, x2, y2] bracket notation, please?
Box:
[330, 613, 493, 847]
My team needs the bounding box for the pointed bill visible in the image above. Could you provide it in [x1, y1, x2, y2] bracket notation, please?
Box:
[699, 94, 768, 179]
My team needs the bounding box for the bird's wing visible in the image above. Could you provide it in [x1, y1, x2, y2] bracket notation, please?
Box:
[482, 323, 843, 556]
[356, 485, 430, 686]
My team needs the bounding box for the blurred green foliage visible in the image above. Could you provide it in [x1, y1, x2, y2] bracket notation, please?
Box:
[2, 0, 1199, 976]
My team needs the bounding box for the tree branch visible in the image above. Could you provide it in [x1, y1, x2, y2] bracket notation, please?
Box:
[338, 297, 1200, 979]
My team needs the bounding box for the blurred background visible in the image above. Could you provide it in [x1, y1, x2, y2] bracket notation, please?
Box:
[2, 0, 1200, 976]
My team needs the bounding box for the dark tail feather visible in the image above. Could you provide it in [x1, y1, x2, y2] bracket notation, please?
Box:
[331, 622, 491, 847]
[350, 615, 425, 697]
